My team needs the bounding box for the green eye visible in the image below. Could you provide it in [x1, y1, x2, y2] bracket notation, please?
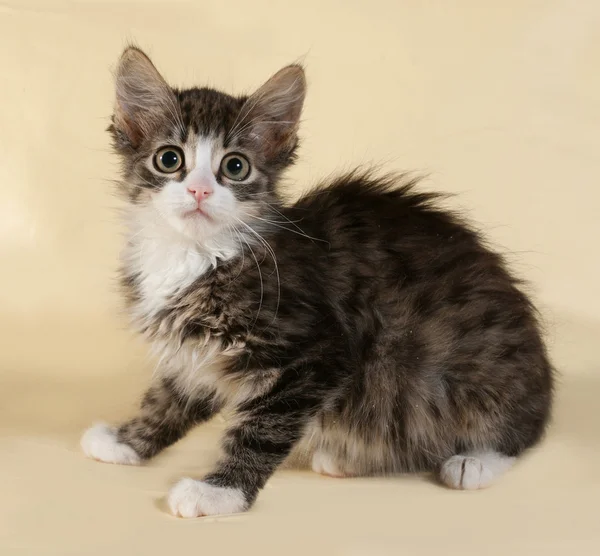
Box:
[154, 146, 184, 173]
[221, 153, 251, 181]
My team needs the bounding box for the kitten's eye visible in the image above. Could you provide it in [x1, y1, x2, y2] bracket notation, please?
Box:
[220, 153, 251, 181]
[154, 147, 184, 173]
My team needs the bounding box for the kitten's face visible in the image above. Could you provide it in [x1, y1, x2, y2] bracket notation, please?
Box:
[122, 119, 264, 243]
[109, 47, 305, 244]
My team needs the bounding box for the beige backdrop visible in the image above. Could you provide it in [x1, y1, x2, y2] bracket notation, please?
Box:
[1, 1, 599, 555]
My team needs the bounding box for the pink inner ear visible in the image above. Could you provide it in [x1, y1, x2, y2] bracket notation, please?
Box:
[117, 111, 144, 148]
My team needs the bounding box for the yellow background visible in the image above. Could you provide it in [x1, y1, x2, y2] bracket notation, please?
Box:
[1, 1, 598, 554]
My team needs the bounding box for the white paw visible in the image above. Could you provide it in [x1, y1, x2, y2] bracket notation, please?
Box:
[80, 422, 141, 465]
[440, 449, 516, 490]
[167, 478, 247, 518]
[311, 450, 350, 478]
[440, 455, 493, 489]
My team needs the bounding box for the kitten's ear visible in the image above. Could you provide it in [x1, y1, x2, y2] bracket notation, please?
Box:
[237, 64, 306, 160]
[111, 47, 180, 149]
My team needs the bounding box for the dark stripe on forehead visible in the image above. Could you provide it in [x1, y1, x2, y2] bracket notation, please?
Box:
[176, 88, 246, 138]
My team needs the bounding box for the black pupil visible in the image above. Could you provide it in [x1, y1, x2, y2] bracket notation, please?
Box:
[226, 157, 243, 175]
[161, 151, 179, 169]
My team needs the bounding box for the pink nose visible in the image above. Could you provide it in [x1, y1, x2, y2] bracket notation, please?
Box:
[187, 183, 213, 202]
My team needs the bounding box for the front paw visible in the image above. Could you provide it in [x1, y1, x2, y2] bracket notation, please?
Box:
[167, 478, 248, 518]
[80, 422, 141, 465]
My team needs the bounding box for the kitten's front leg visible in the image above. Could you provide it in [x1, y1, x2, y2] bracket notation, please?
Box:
[81, 377, 219, 464]
[168, 373, 319, 517]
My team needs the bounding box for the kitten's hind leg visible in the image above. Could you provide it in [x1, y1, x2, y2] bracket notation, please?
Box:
[439, 451, 515, 490]
[81, 378, 219, 464]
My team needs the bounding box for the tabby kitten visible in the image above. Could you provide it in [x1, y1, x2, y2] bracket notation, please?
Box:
[81, 47, 553, 517]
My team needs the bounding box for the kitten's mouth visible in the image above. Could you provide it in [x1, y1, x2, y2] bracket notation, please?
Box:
[183, 207, 214, 222]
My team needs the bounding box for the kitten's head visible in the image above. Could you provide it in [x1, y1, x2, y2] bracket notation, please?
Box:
[109, 47, 305, 243]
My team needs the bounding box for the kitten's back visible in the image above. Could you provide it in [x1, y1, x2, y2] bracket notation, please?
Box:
[276, 172, 553, 472]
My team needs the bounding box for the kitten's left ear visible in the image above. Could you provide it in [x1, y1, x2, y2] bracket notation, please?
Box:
[235, 64, 306, 161]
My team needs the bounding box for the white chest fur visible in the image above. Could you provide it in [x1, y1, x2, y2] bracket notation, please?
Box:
[133, 235, 213, 317]
[122, 208, 239, 320]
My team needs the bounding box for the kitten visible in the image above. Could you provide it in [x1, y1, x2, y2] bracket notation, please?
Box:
[81, 47, 553, 518]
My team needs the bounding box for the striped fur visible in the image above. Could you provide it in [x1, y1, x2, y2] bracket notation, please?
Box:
[81, 47, 553, 516]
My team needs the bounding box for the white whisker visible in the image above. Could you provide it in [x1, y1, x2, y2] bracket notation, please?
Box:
[240, 212, 330, 246]
[233, 217, 281, 326]
[235, 226, 265, 330]
[227, 224, 246, 286]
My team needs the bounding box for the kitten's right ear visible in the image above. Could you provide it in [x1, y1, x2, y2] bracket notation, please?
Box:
[111, 47, 180, 149]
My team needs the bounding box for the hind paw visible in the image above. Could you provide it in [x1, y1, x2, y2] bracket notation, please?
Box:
[311, 451, 353, 478]
[439, 452, 515, 490]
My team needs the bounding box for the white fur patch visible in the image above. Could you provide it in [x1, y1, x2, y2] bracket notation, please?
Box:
[168, 478, 247, 517]
[439, 451, 515, 490]
[80, 423, 141, 465]
[311, 450, 349, 478]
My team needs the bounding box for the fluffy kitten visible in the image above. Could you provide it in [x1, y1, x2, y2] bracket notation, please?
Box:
[81, 47, 553, 517]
